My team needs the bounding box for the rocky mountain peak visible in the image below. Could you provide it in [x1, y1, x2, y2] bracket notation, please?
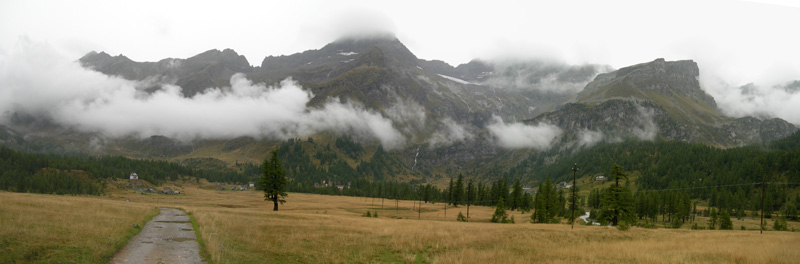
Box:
[578, 58, 717, 109]
[185, 48, 251, 72]
[615, 58, 703, 98]
[325, 35, 419, 68]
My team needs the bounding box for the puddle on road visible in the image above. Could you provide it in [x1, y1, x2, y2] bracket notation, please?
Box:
[165, 237, 196, 242]
[181, 228, 193, 231]
[155, 220, 190, 223]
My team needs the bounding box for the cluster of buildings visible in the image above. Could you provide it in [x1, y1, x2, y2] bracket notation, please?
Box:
[129, 172, 180, 194]
[313, 180, 350, 190]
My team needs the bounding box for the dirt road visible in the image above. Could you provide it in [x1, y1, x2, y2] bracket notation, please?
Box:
[109, 208, 205, 264]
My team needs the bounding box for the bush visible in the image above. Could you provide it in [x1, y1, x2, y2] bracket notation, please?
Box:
[617, 221, 631, 231]
[457, 212, 467, 222]
[638, 221, 657, 229]
[740, 225, 746, 230]
[671, 220, 682, 229]
[774, 218, 788, 231]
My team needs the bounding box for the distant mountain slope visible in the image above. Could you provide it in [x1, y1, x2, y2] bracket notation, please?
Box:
[6, 37, 796, 185]
[530, 58, 797, 147]
[79, 49, 252, 96]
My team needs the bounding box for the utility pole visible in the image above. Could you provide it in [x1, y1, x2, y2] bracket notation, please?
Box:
[571, 163, 578, 230]
[418, 198, 422, 220]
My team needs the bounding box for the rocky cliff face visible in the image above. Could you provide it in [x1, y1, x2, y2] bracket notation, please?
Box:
[79, 49, 252, 96]
[543, 58, 797, 147]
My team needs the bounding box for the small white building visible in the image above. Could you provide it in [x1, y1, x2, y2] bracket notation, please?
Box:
[129, 172, 139, 180]
[595, 176, 607, 181]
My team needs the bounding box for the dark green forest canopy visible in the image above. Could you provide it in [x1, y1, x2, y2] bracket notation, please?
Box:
[501, 131, 800, 215]
[0, 146, 253, 195]
[506, 139, 800, 187]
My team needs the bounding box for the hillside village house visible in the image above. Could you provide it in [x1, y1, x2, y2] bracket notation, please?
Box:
[129, 172, 138, 180]
[556, 181, 573, 190]
[595, 176, 607, 181]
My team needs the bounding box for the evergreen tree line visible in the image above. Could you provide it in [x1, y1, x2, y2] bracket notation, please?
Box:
[0, 146, 253, 195]
[275, 138, 405, 189]
[503, 137, 800, 221]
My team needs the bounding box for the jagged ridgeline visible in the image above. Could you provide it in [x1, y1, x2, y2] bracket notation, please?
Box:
[2, 35, 798, 186]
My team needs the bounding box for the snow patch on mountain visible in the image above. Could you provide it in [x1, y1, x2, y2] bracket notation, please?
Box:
[437, 74, 472, 85]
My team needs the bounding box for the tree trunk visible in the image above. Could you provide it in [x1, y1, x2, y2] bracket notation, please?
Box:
[273, 196, 279, 211]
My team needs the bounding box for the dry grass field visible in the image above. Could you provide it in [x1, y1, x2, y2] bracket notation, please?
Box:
[0, 191, 158, 263]
[3, 180, 799, 263]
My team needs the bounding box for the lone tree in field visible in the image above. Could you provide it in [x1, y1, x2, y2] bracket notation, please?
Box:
[601, 163, 635, 226]
[491, 197, 511, 223]
[259, 150, 288, 211]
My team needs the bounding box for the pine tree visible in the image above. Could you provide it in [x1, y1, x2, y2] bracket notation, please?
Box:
[532, 178, 560, 223]
[453, 174, 465, 207]
[259, 150, 288, 211]
[601, 163, 635, 226]
[588, 188, 601, 209]
[708, 208, 718, 230]
[521, 192, 533, 213]
[511, 179, 523, 211]
[492, 197, 511, 223]
[719, 209, 733, 230]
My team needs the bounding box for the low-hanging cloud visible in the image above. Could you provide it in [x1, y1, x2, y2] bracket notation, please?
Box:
[701, 77, 800, 125]
[427, 118, 473, 148]
[631, 103, 658, 141]
[577, 129, 604, 148]
[479, 60, 610, 94]
[0, 41, 405, 149]
[486, 115, 561, 150]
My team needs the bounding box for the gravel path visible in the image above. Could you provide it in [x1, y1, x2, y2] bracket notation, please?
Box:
[109, 208, 205, 264]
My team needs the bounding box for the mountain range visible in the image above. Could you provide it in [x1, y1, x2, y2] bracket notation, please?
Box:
[1, 35, 797, 183]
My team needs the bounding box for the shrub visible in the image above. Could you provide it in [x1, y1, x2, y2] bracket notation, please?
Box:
[774, 218, 788, 231]
[457, 212, 467, 222]
[671, 219, 682, 229]
[617, 221, 631, 231]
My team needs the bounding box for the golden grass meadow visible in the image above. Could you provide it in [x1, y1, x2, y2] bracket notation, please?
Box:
[2, 180, 799, 264]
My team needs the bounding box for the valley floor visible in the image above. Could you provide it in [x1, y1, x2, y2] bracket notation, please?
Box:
[2, 181, 799, 263]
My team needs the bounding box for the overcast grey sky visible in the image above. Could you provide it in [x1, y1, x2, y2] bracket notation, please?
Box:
[1, 0, 800, 138]
[1, 0, 798, 85]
